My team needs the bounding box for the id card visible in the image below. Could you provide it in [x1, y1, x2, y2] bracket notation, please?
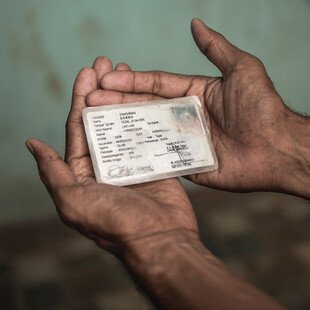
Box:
[83, 96, 218, 186]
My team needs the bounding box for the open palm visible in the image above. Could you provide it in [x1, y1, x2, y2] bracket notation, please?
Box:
[26, 57, 198, 253]
[87, 19, 291, 193]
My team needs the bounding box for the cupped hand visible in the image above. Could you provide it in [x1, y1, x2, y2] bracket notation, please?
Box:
[87, 19, 298, 193]
[26, 57, 198, 255]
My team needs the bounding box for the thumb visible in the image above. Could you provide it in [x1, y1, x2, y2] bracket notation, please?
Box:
[191, 18, 243, 75]
[26, 139, 76, 193]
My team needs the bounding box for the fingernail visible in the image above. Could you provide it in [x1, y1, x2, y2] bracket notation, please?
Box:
[192, 18, 202, 24]
[25, 140, 35, 156]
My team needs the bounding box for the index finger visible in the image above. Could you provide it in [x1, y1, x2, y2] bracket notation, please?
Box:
[101, 70, 198, 98]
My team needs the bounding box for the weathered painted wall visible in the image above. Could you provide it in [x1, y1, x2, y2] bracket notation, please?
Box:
[1, 0, 310, 222]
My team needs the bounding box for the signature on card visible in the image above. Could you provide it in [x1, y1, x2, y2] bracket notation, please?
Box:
[107, 165, 154, 178]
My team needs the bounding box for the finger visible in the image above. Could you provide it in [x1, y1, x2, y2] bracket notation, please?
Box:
[86, 89, 163, 106]
[115, 62, 132, 71]
[101, 70, 197, 98]
[92, 56, 113, 85]
[26, 139, 76, 192]
[191, 18, 243, 75]
[65, 67, 97, 163]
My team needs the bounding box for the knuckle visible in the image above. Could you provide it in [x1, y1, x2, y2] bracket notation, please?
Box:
[250, 55, 265, 68]
[236, 52, 265, 70]
[152, 71, 162, 94]
[65, 119, 70, 130]
[149, 94, 157, 101]
[120, 92, 125, 104]
[38, 169, 48, 186]
[55, 186, 81, 224]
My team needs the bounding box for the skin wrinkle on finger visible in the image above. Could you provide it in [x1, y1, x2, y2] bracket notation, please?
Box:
[132, 71, 137, 93]
[152, 71, 162, 95]
[66, 154, 91, 169]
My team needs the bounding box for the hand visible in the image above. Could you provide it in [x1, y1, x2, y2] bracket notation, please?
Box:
[26, 57, 198, 255]
[26, 54, 286, 310]
[86, 19, 309, 197]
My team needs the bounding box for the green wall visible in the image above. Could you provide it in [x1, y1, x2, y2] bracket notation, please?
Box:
[1, 0, 310, 223]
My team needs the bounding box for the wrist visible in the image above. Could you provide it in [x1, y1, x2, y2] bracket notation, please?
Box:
[120, 230, 213, 309]
[122, 229, 203, 259]
[120, 229, 206, 277]
[275, 108, 310, 199]
[119, 229, 284, 310]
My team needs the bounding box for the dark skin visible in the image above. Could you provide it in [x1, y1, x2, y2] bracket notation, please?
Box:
[25, 58, 197, 255]
[26, 19, 309, 309]
[88, 19, 309, 198]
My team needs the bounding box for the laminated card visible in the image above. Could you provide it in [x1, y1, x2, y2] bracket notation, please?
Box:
[83, 96, 218, 186]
